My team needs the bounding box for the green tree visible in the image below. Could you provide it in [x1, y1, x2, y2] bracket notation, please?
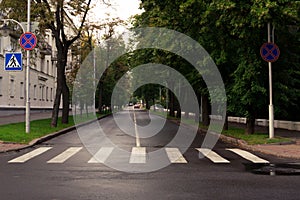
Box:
[134, 0, 300, 134]
[0, 0, 93, 127]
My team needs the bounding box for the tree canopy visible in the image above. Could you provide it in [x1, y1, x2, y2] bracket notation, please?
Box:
[133, 0, 300, 133]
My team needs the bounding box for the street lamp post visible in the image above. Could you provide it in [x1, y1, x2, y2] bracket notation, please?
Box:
[0, 0, 31, 133]
[25, 0, 31, 133]
[268, 22, 274, 139]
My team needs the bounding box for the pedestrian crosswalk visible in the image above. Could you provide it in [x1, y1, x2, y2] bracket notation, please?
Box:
[7, 146, 270, 165]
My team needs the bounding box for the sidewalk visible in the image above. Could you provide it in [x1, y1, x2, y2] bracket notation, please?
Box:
[0, 111, 54, 126]
[0, 113, 300, 160]
[225, 122, 300, 159]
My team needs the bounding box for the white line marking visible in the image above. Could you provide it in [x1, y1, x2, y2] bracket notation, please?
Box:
[196, 148, 230, 163]
[165, 148, 187, 163]
[129, 147, 146, 163]
[227, 148, 269, 163]
[88, 147, 114, 163]
[8, 147, 52, 163]
[133, 111, 141, 147]
[47, 147, 82, 163]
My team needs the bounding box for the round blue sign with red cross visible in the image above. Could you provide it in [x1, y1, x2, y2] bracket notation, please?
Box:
[19, 32, 37, 50]
[260, 42, 280, 62]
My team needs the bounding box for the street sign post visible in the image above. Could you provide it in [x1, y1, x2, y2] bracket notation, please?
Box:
[260, 42, 280, 62]
[19, 32, 37, 50]
[4, 52, 22, 71]
[261, 23, 280, 139]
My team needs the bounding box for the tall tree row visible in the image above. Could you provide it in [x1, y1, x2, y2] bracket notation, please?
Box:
[133, 0, 300, 134]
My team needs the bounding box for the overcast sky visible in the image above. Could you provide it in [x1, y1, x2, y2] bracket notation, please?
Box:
[90, 0, 143, 22]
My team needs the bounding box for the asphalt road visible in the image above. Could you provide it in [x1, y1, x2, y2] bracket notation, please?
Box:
[1, 109, 300, 200]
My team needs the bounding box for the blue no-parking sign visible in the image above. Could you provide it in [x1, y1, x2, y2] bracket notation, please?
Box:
[4, 52, 22, 71]
[260, 42, 280, 62]
[19, 32, 37, 50]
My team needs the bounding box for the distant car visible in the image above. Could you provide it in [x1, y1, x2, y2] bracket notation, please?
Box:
[134, 104, 140, 109]
[128, 102, 133, 106]
[151, 104, 164, 112]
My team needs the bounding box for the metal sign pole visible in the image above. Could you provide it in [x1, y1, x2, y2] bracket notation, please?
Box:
[25, 0, 31, 133]
[268, 22, 274, 139]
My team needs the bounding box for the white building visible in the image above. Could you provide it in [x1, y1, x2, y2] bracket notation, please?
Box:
[0, 19, 77, 116]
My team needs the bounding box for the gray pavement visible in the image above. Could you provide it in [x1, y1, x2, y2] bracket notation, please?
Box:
[0, 110, 54, 125]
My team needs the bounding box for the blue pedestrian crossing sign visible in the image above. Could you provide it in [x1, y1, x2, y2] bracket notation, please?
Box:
[4, 52, 22, 71]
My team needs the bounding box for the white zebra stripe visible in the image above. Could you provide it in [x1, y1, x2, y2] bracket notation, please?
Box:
[196, 148, 230, 163]
[129, 147, 146, 163]
[165, 148, 187, 163]
[47, 147, 82, 163]
[8, 147, 52, 163]
[88, 147, 114, 163]
[227, 148, 269, 163]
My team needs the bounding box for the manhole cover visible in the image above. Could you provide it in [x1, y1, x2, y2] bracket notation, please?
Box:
[244, 163, 300, 176]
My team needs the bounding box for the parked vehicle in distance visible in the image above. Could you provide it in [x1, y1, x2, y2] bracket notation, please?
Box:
[134, 104, 140, 109]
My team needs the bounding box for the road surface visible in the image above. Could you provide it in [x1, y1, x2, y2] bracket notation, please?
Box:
[1, 109, 300, 200]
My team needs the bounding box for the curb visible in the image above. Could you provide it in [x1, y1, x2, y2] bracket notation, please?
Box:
[168, 118, 300, 159]
[0, 114, 111, 153]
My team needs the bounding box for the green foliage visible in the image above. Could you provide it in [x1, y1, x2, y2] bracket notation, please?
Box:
[134, 0, 300, 133]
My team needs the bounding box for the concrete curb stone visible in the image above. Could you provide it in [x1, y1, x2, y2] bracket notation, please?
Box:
[168, 118, 300, 160]
[0, 114, 111, 153]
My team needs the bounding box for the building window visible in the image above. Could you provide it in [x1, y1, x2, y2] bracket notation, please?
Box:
[46, 87, 48, 101]
[20, 82, 24, 99]
[10, 79, 14, 98]
[0, 76, 2, 96]
[52, 62, 55, 77]
[10, 37, 17, 51]
[0, 38, 2, 55]
[42, 86, 44, 101]
[33, 85, 37, 100]
[47, 60, 49, 75]
[39, 86, 42, 101]
[41, 85, 45, 101]
[41, 58, 45, 73]
[50, 88, 53, 101]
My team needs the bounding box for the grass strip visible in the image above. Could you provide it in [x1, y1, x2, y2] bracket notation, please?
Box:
[0, 113, 104, 144]
[150, 110, 292, 145]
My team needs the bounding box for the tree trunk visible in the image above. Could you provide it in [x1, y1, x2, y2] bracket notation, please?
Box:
[246, 118, 255, 134]
[202, 94, 210, 126]
[195, 92, 201, 122]
[176, 107, 181, 118]
[51, 86, 62, 127]
[98, 81, 103, 113]
[145, 99, 150, 110]
[223, 112, 229, 131]
[169, 90, 175, 117]
[85, 103, 89, 117]
[51, 46, 69, 126]
[62, 78, 69, 124]
[175, 97, 181, 119]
